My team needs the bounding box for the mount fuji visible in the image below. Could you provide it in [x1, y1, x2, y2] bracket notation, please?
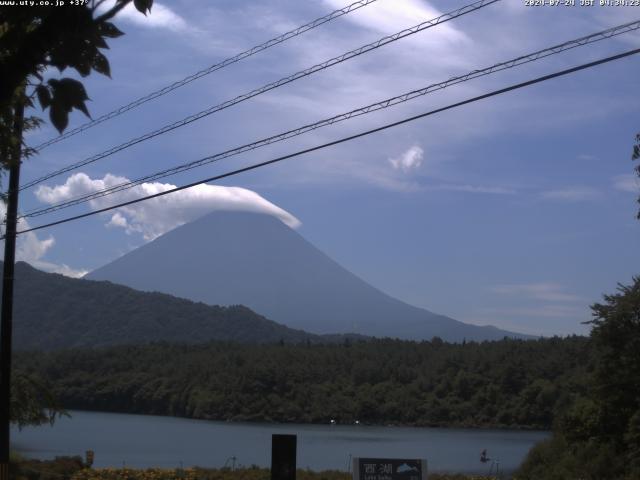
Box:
[87, 211, 527, 342]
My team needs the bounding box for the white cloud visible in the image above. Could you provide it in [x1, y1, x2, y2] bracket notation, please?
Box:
[389, 145, 424, 173]
[613, 174, 638, 193]
[28, 259, 89, 279]
[35, 173, 302, 241]
[107, 212, 129, 229]
[540, 186, 600, 202]
[278, 144, 518, 195]
[0, 204, 87, 278]
[491, 282, 584, 303]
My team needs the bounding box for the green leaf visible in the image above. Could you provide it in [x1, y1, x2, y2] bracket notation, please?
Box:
[75, 100, 91, 119]
[49, 103, 68, 134]
[133, 0, 153, 15]
[92, 51, 111, 78]
[75, 57, 92, 77]
[35, 85, 51, 110]
[56, 78, 89, 101]
[47, 78, 92, 127]
[92, 32, 109, 50]
[99, 22, 125, 39]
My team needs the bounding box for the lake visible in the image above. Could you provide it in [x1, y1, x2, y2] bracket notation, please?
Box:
[12, 411, 549, 474]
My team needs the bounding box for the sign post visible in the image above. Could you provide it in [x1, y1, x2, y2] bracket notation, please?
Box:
[271, 434, 296, 480]
[85, 450, 94, 467]
[352, 458, 427, 480]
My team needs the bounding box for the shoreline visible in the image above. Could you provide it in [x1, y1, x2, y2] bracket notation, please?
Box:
[53, 408, 552, 433]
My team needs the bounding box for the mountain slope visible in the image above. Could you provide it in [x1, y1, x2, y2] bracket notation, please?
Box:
[3, 261, 330, 350]
[87, 211, 527, 341]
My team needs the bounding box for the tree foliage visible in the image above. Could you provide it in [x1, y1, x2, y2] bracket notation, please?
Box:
[0, 0, 152, 136]
[16, 336, 589, 430]
[1, 0, 152, 430]
[633, 133, 640, 218]
[588, 279, 640, 440]
[10, 370, 67, 429]
[518, 277, 640, 479]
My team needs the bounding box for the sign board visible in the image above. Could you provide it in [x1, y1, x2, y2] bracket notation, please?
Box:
[352, 458, 427, 480]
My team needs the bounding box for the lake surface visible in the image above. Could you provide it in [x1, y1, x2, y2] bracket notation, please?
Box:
[12, 411, 549, 474]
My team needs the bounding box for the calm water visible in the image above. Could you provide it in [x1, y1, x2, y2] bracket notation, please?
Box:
[12, 411, 549, 474]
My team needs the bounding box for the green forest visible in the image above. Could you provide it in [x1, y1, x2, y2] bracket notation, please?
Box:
[15, 335, 589, 430]
[10, 276, 640, 479]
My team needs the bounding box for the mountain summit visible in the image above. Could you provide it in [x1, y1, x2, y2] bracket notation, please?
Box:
[87, 211, 526, 341]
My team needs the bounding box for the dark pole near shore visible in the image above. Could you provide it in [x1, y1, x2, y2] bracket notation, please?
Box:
[0, 99, 24, 480]
[271, 434, 296, 480]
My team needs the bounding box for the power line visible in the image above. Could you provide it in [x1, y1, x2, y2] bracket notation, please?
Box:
[32, 0, 381, 151]
[20, 19, 640, 220]
[21, 18, 639, 217]
[11, 47, 640, 239]
[20, 0, 500, 191]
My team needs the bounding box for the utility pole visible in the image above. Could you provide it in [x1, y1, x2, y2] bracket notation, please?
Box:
[0, 98, 24, 480]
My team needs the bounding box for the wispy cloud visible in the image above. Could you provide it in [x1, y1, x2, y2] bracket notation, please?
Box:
[35, 173, 301, 241]
[480, 305, 588, 319]
[540, 186, 600, 202]
[433, 184, 516, 195]
[613, 174, 638, 193]
[323, 0, 468, 42]
[491, 282, 585, 303]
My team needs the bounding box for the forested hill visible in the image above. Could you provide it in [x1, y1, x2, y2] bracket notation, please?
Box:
[4, 261, 352, 350]
[17, 336, 590, 429]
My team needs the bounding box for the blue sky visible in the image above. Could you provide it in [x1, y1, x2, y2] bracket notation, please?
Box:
[8, 0, 640, 336]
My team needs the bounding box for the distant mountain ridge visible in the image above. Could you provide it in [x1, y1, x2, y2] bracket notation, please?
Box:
[87, 211, 529, 342]
[2, 261, 353, 351]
